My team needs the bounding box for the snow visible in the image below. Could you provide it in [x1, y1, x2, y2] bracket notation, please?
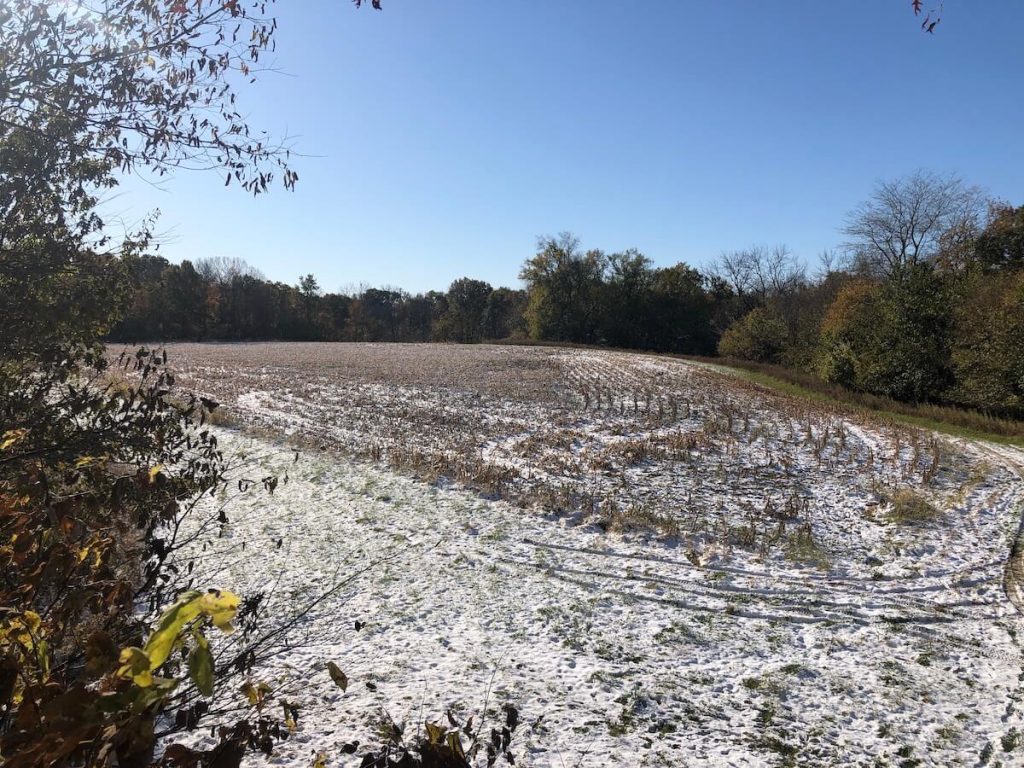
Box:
[161, 343, 1024, 767]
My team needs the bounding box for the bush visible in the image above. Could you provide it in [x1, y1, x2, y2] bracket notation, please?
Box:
[718, 306, 788, 363]
[0, 342, 241, 766]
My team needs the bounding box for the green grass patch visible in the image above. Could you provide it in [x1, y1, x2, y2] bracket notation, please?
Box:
[884, 488, 941, 525]
[692, 357, 1024, 447]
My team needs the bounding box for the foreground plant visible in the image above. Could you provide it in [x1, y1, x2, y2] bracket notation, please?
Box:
[0, 1, 382, 764]
[1, 588, 240, 767]
[0, 342, 250, 765]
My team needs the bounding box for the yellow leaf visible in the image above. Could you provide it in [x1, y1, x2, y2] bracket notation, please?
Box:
[241, 680, 259, 705]
[425, 721, 445, 744]
[198, 590, 240, 633]
[20, 611, 41, 633]
[313, 753, 327, 768]
[1, 610, 42, 649]
[148, 465, 163, 483]
[117, 646, 154, 687]
[143, 591, 204, 670]
[240, 679, 272, 707]
[0, 429, 28, 451]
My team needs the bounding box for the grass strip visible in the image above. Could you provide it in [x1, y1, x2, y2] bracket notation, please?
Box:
[693, 356, 1024, 447]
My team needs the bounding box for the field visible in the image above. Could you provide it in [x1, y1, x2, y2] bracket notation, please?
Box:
[152, 342, 1024, 767]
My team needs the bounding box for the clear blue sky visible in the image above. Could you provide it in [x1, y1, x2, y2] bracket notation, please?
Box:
[113, 1, 1024, 294]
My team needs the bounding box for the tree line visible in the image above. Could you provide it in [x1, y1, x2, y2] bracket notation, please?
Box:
[109, 240, 732, 355]
[716, 174, 1024, 418]
[109, 256, 530, 345]
[110, 172, 1024, 418]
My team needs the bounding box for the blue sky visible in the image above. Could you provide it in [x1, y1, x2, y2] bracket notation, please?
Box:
[113, 1, 1024, 294]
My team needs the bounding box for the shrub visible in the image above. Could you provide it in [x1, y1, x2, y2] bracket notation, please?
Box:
[718, 306, 788, 363]
[0, 345, 246, 766]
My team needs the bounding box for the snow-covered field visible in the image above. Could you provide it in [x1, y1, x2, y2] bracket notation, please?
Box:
[161, 343, 1024, 767]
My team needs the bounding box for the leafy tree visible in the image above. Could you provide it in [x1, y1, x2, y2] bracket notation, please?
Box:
[394, 292, 435, 342]
[324, 292, 353, 340]
[440, 277, 493, 342]
[520, 233, 606, 343]
[950, 269, 1024, 415]
[482, 287, 528, 340]
[426, 289, 451, 328]
[348, 287, 406, 341]
[818, 266, 954, 402]
[299, 273, 322, 297]
[975, 203, 1024, 273]
[600, 249, 655, 349]
[773, 269, 853, 371]
[297, 274, 326, 337]
[816, 279, 882, 388]
[646, 263, 716, 354]
[163, 260, 213, 340]
[870, 265, 954, 401]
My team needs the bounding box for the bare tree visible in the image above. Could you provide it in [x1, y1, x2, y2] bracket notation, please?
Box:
[842, 171, 987, 278]
[714, 244, 806, 305]
[195, 256, 264, 284]
[815, 248, 840, 279]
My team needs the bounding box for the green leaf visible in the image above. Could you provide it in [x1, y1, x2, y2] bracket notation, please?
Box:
[188, 632, 214, 697]
[129, 676, 179, 712]
[143, 590, 203, 671]
[143, 589, 239, 672]
[326, 661, 348, 692]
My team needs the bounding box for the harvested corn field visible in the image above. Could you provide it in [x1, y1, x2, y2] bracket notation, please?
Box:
[149, 342, 1024, 767]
